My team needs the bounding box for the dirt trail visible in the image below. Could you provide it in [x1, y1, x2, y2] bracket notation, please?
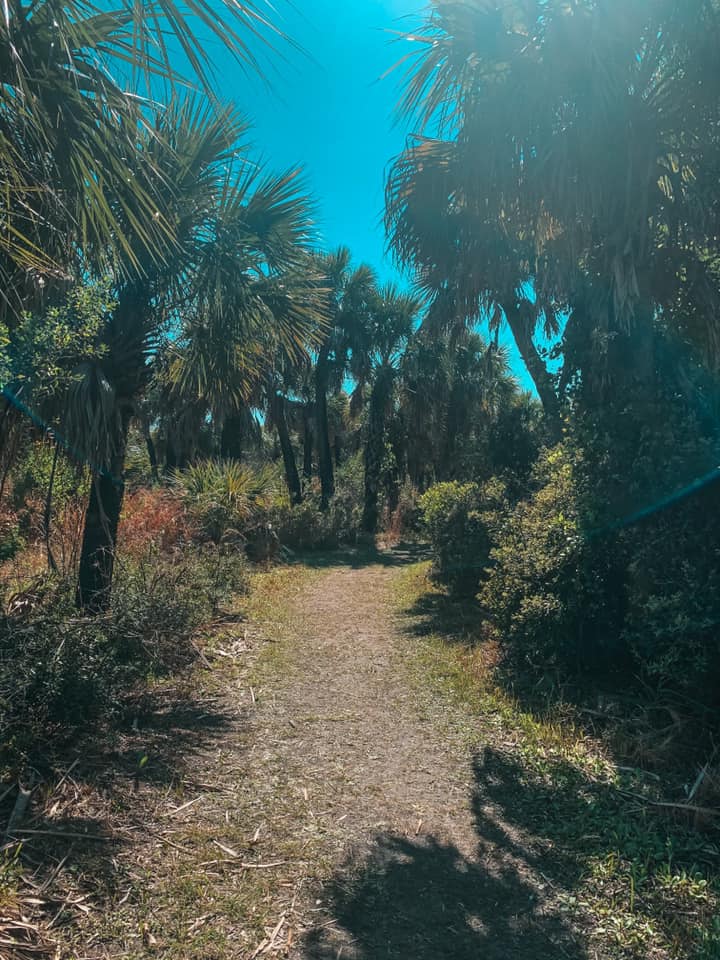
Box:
[246, 556, 587, 960]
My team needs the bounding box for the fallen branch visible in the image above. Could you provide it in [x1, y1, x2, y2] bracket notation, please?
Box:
[162, 795, 203, 818]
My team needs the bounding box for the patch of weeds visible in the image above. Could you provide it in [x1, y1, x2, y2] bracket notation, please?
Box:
[392, 561, 720, 960]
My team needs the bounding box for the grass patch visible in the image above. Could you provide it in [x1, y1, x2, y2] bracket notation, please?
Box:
[393, 561, 720, 960]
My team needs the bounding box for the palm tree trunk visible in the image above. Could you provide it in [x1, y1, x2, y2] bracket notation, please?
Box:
[302, 403, 313, 482]
[315, 346, 334, 509]
[502, 299, 561, 434]
[273, 393, 302, 505]
[220, 412, 244, 461]
[362, 371, 391, 534]
[141, 416, 159, 483]
[76, 406, 131, 612]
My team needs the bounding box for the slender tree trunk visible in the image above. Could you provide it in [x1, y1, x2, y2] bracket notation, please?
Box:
[362, 371, 391, 534]
[44, 440, 59, 574]
[502, 299, 561, 435]
[315, 346, 334, 509]
[141, 417, 159, 483]
[273, 393, 302, 505]
[76, 406, 131, 612]
[302, 403, 314, 483]
[220, 412, 244, 461]
[333, 433, 342, 468]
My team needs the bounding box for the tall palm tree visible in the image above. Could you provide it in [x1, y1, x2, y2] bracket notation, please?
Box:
[349, 283, 421, 534]
[386, 0, 720, 407]
[75, 99, 323, 608]
[0, 0, 292, 314]
[313, 249, 377, 509]
[399, 327, 516, 487]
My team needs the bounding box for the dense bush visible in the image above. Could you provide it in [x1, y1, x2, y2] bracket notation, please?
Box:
[386, 479, 422, 540]
[484, 414, 720, 699]
[482, 445, 625, 675]
[0, 603, 117, 766]
[420, 479, 506, 597]
[0, 544, 249, 772]
[618, 478, 720, 698]
[271, 453, 365, 551]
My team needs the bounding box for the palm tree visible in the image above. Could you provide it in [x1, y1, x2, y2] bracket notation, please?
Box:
[386, 0, 720, 407]
[0, 0, 292, 316]
[313, 249, 377, 509]
[398, 327, 517, 487]
[349, 283, 421, 534]
[75, 100, 323, 609]
[386, 125, 563, 428]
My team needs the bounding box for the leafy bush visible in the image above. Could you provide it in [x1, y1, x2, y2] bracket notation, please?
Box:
[482, 445, 625, 675]
[110, 545, 249, 665]
[0, 507, 24, 562]
[618, 477, 720, 697]
[271, 453, 365, 552]
[0, 589, 119, 768]
[173, 459, 278, 544]
[420, 479, 506, 597]
[0, 544, 249, 772]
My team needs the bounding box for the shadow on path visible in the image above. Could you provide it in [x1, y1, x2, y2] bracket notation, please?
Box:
[290, 542, 430, 570]
[303, 746, 589, 960]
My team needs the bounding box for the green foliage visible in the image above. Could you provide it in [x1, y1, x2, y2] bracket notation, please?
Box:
[11, 440, 85, 514]
[0, 599, 116, 766]
[420, 479, 506, 597]
[0, 544, 249, 772]
[173, 459, 279, 544]
[387, 479, 423, 538]
[271, 452, 365, 551]
[110, 546, 249, 664]
[483, 445, 625, 674]
[6, 284, 113, 401]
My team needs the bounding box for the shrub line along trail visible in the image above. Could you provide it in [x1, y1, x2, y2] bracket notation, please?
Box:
[223, 554, 587, 960]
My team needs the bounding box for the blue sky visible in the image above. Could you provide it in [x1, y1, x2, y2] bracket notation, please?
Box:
[204, 0, 533, 390]
[223, 0, 421, 270]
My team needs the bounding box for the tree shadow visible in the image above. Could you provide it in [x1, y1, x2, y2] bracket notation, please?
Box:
[290, 542, 430, 570]
[403, 587, 484, 642]
[303, 747, 588, 960]
[303, 745, 717, 960]
[1, 684, 241, 906]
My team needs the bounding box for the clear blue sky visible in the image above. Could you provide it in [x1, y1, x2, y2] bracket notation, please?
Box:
[205, 0, 532, 390]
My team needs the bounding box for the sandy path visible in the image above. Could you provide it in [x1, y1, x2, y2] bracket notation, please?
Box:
[246, 559, 587, 960]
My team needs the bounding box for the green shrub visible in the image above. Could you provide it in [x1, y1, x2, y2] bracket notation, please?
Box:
[387, 479, 422, 539]
[0, 513, 24, 561]
[271, 453, 365, 552]
[419, 479, 506, 597]
[270, 496, 337, 551]
[0, 599, 118, 768]
[618, 482, 720, 696]
[0, 544, 249, 772]
[110, 546, 250, 666]
[173, 459, 278, 544]
[482, 445, 624, 674]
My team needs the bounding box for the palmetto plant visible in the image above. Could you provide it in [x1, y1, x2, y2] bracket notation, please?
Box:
[173, 458, 278, 543]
